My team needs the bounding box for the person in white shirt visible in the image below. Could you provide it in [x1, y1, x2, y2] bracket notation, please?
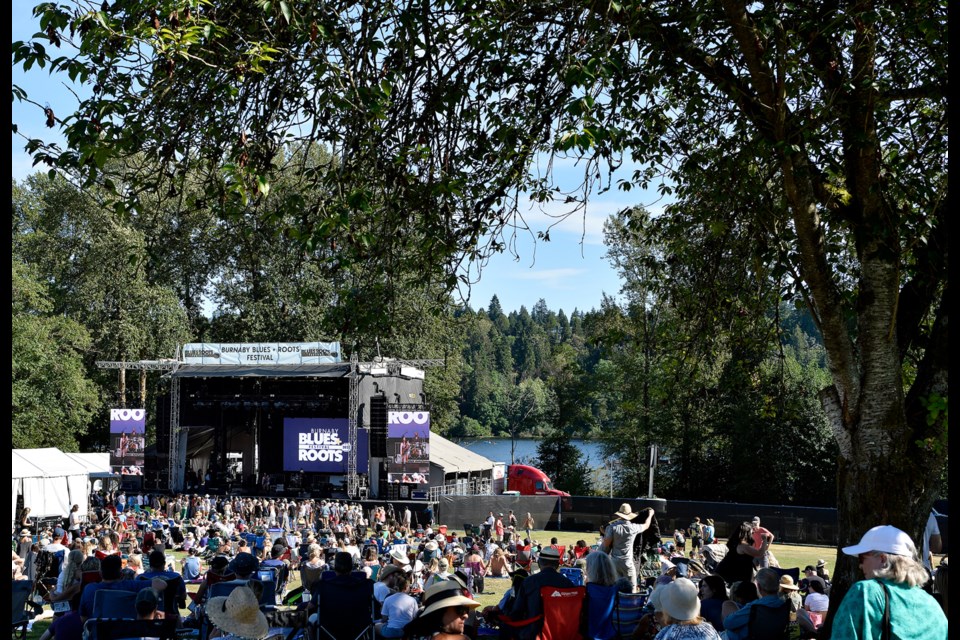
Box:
[376, 572, 417, 638]
[373, 565, 404, 604]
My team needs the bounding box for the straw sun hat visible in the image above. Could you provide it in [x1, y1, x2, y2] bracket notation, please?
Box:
[418, 581, 481, 618]
[614, 503, 638, 520]
[206, 586, 269, 640]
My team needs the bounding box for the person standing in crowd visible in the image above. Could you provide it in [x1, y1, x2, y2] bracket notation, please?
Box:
[483, 512, 495, 540]
[831, 525, 947, 639]
[601, 503, 654, 591]
[19, 507, 33, 535]
[715, 521, 770, 586]
[688, 517, 704, 559]
[521, 512, 534, 543]
[703, 518, 716, 545]
[749, 516, 776, 568]
[67, 505, 82, 543]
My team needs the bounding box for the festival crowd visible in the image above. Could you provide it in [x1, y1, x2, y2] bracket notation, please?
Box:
[13, 494, 947, 640]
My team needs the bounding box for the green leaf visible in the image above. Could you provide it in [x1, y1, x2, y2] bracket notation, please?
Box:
[256, 175, 271, 196]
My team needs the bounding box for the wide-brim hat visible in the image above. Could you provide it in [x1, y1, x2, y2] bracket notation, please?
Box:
[206, 586, 269, 640]
[378, 564, 403, 581]
[425, 540, 438, 551]
[19, 529, 30, 537]
[842, 525, 916, 558]
[706, 519, 714, 526]
[816, 559, 827, 567]
[508, 567, 530, 579]
[661, 578, 700, 621]
[419, 581, 480, 618]
[389, 548, 410, 565]
[614, 503, 637, 520]
[779, 575, 799, 591]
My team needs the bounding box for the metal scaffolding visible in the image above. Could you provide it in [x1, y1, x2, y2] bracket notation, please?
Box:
[347, 353, 359, 498]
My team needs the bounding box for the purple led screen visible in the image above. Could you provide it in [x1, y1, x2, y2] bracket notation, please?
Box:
[283, 417, 369, 473]
[386, 411, 430, 484]
[110, 408, 146, 476]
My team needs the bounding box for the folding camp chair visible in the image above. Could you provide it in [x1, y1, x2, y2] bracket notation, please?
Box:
[92, 589, 138, 619]
[514, 545, 533, 572]
[310, 575, 375, 640]
[559, 567, 584, 586]
[12, 580, 44, 640]
[612, 590, 647, 639]
[746, 598, 792, 640]
[586, 582, 618, 640]
[84, 619, 178, 640]
[498, 585, 586, 640]
[300, 565, 325, 592]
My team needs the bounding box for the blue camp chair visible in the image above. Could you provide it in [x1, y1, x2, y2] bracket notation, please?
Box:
[92, 589, 138, 619]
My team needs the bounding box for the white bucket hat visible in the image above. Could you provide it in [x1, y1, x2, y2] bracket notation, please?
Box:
[660, 577, 700, 621]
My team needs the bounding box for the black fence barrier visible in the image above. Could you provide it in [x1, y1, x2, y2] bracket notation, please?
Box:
[547, 497, 841, 546]
[436, 495, 558, 540]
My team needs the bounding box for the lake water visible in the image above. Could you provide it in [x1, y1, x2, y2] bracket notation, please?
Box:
[451, 437, 607, 468]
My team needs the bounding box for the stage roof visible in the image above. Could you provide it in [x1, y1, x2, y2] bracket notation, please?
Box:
[429, 431, 496, 475]
[168, 363, 353, 378]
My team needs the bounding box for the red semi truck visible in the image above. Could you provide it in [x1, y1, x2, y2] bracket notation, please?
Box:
[505, 464, 570, 496]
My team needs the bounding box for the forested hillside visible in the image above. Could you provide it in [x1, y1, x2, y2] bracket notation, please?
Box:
[14, 172, 845, 504]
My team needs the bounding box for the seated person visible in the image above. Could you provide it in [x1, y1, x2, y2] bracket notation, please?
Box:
[181, 547, 202, 582]
[376, 572, 417, 638]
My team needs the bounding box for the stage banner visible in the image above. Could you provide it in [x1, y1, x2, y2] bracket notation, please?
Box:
[386, 410, 430, 484]
[110, 408, 146, 476]
[283, 418, 369, 473]
[181, 342, 341, 365]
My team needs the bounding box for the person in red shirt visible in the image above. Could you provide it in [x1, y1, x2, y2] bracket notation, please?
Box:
[749, 516, 776, 568]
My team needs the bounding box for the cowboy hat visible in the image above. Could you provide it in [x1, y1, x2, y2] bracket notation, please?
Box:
[378, 564, 403, 581]
[816, 558, 827, 567]
[418, 580, 481, 618]
[206, 586, 269, 640]
[614, 503, 638, 520]
[18, 529, 30, 537]
[389, 548, 410, 565]
[779, 575, 799, 591]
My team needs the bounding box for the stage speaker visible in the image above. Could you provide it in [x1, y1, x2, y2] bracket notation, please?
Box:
[370, 395, 388, 457]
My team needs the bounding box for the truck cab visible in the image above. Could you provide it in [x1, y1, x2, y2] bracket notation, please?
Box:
[506, 464, 570, 496]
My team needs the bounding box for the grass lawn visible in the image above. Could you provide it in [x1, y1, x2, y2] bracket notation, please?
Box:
[437, 529, 842, 608]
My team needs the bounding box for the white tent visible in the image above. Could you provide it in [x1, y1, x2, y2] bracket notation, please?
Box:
[12, 448, 92, 527]
[63, 452, 113, 478]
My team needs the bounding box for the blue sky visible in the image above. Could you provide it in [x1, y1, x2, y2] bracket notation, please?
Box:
[12, 2, 668, 317]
